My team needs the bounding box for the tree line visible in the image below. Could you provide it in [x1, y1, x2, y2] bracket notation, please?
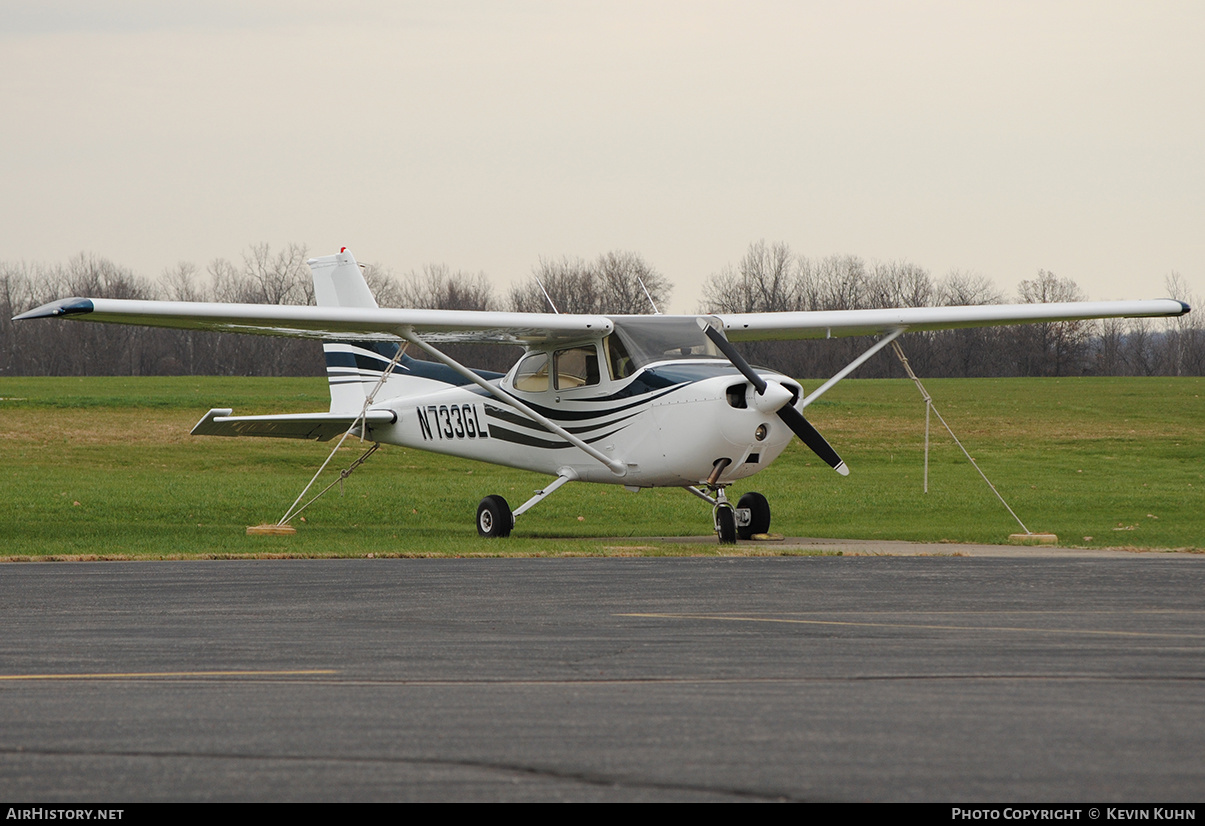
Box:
[0, 245, 671, 376]
[698, 241, 1201, 379]
[1, 241, 1200, 379]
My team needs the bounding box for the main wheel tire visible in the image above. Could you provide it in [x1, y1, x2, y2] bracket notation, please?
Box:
[477, 495, 513, 538]
[737, 491, 771, 540]
[716, 505, 737, 545]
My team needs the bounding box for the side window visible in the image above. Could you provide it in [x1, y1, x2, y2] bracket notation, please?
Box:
[604, 333, 634, 380]
[513, 352, 550, 392]
[554, 345, 600, 390]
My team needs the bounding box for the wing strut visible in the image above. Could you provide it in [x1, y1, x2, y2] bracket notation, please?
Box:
[799, 327, 906, 410]
[397, 330, 628, 477]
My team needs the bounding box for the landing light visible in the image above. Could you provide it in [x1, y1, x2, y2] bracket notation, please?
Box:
[755, 424, 768, 442]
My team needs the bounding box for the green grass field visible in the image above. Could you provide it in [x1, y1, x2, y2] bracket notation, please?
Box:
[1, 375, 1201, 558]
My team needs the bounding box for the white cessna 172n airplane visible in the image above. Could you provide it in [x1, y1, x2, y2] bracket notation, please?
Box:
[15, 249, 1190, 542]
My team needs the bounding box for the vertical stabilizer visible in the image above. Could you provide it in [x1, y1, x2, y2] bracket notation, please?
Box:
[308, 249, 493, 415]
[309, 249, 501, 415]
[308, 249, 378, 310]
[308, 250, 383, 414]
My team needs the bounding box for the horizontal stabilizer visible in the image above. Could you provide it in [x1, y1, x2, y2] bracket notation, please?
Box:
[191, 408, 396, 441]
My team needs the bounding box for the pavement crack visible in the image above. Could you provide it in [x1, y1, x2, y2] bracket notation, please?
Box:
[0, 746, 802, 802]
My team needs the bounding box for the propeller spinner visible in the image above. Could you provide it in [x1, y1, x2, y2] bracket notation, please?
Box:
[698, 318, 849, 476]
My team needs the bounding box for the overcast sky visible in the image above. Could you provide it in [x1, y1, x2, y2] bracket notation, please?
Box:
[2, 1, 1201, 312]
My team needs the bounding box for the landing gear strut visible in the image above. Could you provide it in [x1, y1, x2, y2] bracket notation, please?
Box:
[475, 469, 578, 538]
[686, 477, 773, 545]
[715, 499, 737, 545]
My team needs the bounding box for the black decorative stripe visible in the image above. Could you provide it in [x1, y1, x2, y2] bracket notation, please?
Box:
[483, 404, 642, 435]
[487, 424, 628, 450]
[576, 363, 744, 402]
[323, 343, 502, 386]
[55, 298, 96, 317]
[496, 384, 682, 422]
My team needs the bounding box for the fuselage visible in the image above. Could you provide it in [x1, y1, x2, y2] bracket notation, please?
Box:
[362, 357, 800, 487]
[323, 314, 805, 487]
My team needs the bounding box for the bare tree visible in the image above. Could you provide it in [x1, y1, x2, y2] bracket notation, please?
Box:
[1162, 271, 1203, 375]
[203, 244, 320, 376]
[937, 270, 1005, 306]
[595, 251, 671, 314]
[698, 241, 800, 315]
[398, 264, 497, 311]
[387, 263, 511, 370]
[923, 270, 1010, 377]
[243, 242, 312, 305]
[868, 260, 934, 310]
[359, 262, 406, 308]
[1094, 316, 1127, 376]
[509, 256, 597, 314]
[815, 255, 870, 311]
[509, 252, 668, 316]
[162, 261, 202, 302]
[1012, 270, 1092, 376]
[1123, 318, 1159, 376]
[0, 261, 42, 375]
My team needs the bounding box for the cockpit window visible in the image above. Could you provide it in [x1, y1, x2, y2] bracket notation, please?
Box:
[609, 317, 722, 370]
[513, 352, 550, 392]
[554, 345, 600, 390]
[604, 333, 634, 380]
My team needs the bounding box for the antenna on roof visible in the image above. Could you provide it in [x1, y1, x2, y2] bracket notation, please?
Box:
[638, 276, 661, 315]
[533, 275, 560, 314]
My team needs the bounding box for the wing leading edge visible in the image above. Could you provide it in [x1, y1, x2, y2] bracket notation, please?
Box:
[13, 297, 614, 345]
[16, 297, 1188, 344]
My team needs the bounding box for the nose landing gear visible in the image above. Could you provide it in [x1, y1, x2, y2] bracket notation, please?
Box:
[686, 473, 773, 545]
[714, 493, 738, 545]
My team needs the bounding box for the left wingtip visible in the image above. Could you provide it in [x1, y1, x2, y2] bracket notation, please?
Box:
[12, 298, 95, 321]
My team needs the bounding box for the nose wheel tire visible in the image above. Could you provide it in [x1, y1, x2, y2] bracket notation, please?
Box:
[477, 495, 513, 538]
[715, 505, 737, 545]
[737, 491, 771, 540]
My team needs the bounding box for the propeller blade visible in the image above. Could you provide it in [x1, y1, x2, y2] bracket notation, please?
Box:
[776, 404, 849, 476]
[699, 319, 766, 394]
[698, 318, 849, 476]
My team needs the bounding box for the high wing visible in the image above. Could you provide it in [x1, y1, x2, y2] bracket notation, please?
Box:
[709, 300, 1190, 341]
[13, 297, 614, 345]
[15, 296, 1189, 345]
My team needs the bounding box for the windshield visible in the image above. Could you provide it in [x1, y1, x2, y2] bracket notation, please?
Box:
[609, 317, 722, 370]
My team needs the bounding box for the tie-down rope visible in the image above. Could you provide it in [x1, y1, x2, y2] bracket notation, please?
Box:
[890, 340, 1031, 535]
[277, 341, 409, 527]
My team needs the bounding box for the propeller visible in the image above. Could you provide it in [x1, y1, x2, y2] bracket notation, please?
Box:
[698, 318, 849, 476]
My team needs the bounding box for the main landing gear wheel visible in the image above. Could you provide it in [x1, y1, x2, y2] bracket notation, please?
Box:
[477, 494, 513, 538]
[715, 505, 737, 545]
[737, 491, 771, 540]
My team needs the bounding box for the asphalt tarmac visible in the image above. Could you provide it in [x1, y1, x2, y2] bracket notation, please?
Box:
[2, 550, 1203, 802]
